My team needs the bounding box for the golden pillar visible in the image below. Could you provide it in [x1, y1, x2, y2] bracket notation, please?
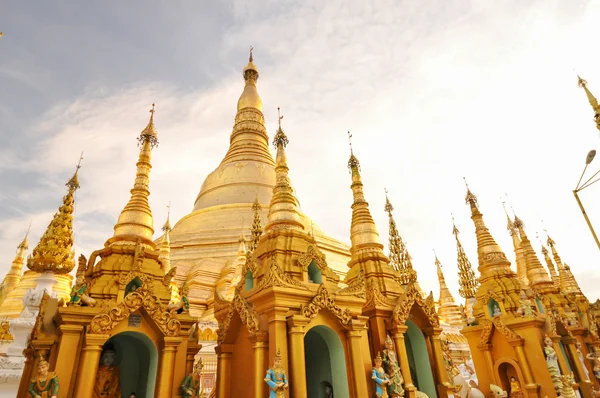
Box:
[267, 307, 289, 370]
[17, 348, 36, 397]
[55, 324, 84, 397]
[347, 322, 369, 397]
[478, 344, 497, 385]
[512, 342, 539, 397]
[287, 315, 308, 398]
[427, 327, 449, 397]
[564, 337, 592, 398]
[73, 333, 109, 397]
[155, 336, 182, 397]
[391, 325, 416, 398]
[251, 331, 270, 398]
[551, 336, 570, 375]
[216, 344, 233, 398]
[186, 342, 199, 376]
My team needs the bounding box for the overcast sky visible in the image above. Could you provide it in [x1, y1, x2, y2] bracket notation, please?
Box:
[1, 0, 600, 301]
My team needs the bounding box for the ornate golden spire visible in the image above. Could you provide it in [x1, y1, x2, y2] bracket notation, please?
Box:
[249, 196, 263, 252]
[159, 203, 172, 271]
[385, 190, 416, 284]
[348, 132, 383, 257]
[238, 230, 247, 256]
[541, 243, 559, 289]
[513, 216, 551, 287]
[463, 179, 514, 282]
[578, 75, 600, 132]
[563, 264, 583, 295]
[238, 46, 262, 111]
[265, 107, 304, 231]
[503, 203, 528, 286]
[27, 156, 82, 274]
[110, 105, 158, 247]
[2, 226, 31, 295]
[546, 234, 573, 293]
[452, 217, 478, 299]
[435, 253, 456, 305]
[75, 254, 87, 278]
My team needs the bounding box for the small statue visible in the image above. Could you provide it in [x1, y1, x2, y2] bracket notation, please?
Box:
[168, 282, 190, 314]
[382, 335, 404, 397]
[493, 304, 502, 317]
[516, 291, 536, 318]
[490, 384, 508, 398]
[586, 350, 600, 381]
[509, 376, 523, 398]
[264, 349, 288, 398]
[181, 359, 203, 398]
[558, 374, 577, 398]
[543, 335, 563, 392]
[68, 276, 96, 307]
[372, 352, 391, 398]
[94, 343, 121, 398]
[575, 342, 590, 381]
[28, 354, 59, 398]
[324, 384, 334, 398]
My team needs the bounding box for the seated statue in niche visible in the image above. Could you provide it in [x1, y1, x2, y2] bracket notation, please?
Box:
[372, 352, 391, 398]
[181, 359, 203, 398]
[382, 335, 405, 397]
[168, 282, 190, 314]
[509, 376, 523, 398]
[28, 354, 59, 398]
[493, 304, 502, 317]
[68, 276, 96, 306]
[93, 343, 121, 398]
[264, 349, 288, 398]
[516, 291, 536, 318]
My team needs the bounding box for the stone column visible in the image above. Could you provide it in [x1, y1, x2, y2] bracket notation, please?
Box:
[287, 315, 308, 398]
[216, 344, 233, 398]
[73, 333, 109, 397]
[55, 324, 84, 397]
[347, 321, 369, 397]
[155, 336, 182, 397]
[391, 325, 416, 398]
[250, 331, 270, 398]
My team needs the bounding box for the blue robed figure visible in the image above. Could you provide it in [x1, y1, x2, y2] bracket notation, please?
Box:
[265, 348, 288, 398]
[372, 352, 391, 398]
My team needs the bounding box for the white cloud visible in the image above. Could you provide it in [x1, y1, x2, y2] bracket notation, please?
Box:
[2, 1, 600, 301]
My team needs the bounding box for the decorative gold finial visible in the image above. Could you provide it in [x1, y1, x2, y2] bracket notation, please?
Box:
[138, 104, 158, 148]
[453, 216, 479, 299]
[162, 201, 172, 232]
[250, 196, 263, 252]
[249, 46, 254, 62]
[272, 107, 289, 148]
[463, 177, 477, 206]
[347, 131, 360, 171]
[577, 75, 600, 132]
[385, 191, 417, 283]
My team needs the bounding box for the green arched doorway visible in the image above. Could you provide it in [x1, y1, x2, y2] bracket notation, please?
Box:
[108, 331, 159, 398]
[304, 325, 350, 398]
[405, 320, 436, 398]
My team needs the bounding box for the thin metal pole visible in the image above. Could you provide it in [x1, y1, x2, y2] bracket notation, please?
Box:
[573, 189, 600, 251]
[576, 164, 589, 190]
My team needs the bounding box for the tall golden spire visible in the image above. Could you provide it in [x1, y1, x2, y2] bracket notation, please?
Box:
[110, 105, 158, 247]
[452, 217, 478, 299]
[265, 107, 304, 231]
[348, 132, 383, 258]
[158, 203, 172, 271]
[563, 264, 583, 295]
[503, 203, 528, 286]
[249, 196, 263, 252]
[2, 226, 31, 295]
[546, 234, 574, 293]
[578, 75, 600, 132]
[27, 156, 82, 274]
[385, 190, 416, 284]
[541, 243, 559, 289]
[463, 180, 514, 282]
[513, 216, 551, 287]
[435, 254, 456, 306]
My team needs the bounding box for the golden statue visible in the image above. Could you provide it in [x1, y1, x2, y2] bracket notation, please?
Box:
[93, 343, 121, 398]
[586, 350, 600, 381]
[264, 349, 288, 398]
[516, 291, 536, 318]
[509, 376, 523, 398]
[382, 335, 404, 397]
[28, 354, 59, 398]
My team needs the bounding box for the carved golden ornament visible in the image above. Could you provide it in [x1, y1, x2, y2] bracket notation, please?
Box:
[0, 321, 13, 342]
[392, 283, 440, 327]
[491, 318, 523, 344]
[213, 286, 231, 312]
[477, 320, 494, 347]
[31, 291, 51, 342]
[483, 252, 508, 263]
[118, 271, 155, 289]
[548, 314, 559, 337]
[253, 256, 309, 293]
[232, 289, 260, 334]
[297, 245, 327, 271]
[162, 267, 177, 288]
[217, 306, 234, 344]
[90, 285, 180, 336]
[300, 284, 352, 326]
[364, 279, 396, 309]
[336, 269, 366, 299]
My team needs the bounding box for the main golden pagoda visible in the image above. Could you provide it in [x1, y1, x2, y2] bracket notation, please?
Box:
[4, 52, 599, 398]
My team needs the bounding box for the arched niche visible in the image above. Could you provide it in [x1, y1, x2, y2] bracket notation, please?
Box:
[125, 277, 143, 297]
[304, 325, 349, 398]
[108, 331, 159, 397]
[405, 320, 436, 398]
[494, 358, 527, 397]
[245, 270, 254, 290]
[488, 298, 501, 318]
[307, 260, 322, 284]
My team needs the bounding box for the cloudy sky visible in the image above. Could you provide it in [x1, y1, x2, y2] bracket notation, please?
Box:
[1, 0, 600, 300]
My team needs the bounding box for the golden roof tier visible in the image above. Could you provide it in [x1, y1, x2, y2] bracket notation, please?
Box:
[166, 52, 351, 318]
[0, 227, 29, 306]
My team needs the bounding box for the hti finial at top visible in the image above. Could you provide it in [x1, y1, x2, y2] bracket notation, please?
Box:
[463, 177, 477, 205]
[347, 131, 360, 172]
[451, 213, 460, 237]
[578, 75, 588, 88]
[272, 106, 289, 148]
[66, 152, 83, 191]
[384, 188, 394, 213]
[278, 106, 284, 130]
[139, 103, 159, 148]
[249, 46, 254, 62]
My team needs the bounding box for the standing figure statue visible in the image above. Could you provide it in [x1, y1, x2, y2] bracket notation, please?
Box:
[28, 354, 59, 398]
[372, 352, 391, 398]
[94, 343, 121, 398]
[264, 349, 288, 398]
[181, 359, 203, 398]
[543, 335, 563, 392]
[586, 350, 600, 381]
[576, 342, 590, 381]
[382, 335, 405, 397]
